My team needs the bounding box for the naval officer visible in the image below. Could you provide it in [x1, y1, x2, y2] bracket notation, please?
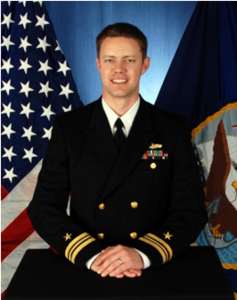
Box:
[28, 22, 207, 279]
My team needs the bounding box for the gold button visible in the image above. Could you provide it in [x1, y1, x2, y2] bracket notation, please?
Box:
[98, 203, 105, 210]
[130, 232, 137, 239]
[98, 233, 104, 239]
[150, 162, 157, 169]
[131, 202, 138, 209]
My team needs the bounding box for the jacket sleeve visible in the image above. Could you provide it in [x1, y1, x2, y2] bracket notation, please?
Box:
[131, 118, 208, 268]
[27, 116, 103, 270]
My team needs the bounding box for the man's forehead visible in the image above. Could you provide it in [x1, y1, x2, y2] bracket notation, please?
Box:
[100, 38, 141, 54]
[101, 36, 140, 47]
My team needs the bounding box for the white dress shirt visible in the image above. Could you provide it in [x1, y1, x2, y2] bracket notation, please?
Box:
[86, 98, 151, 270]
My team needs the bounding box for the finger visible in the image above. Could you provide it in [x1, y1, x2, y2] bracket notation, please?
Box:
[111, 269, 142, 278]
[128, 269, 142, 277]
[94, 245, 122, 266]
[100, 258, 126, 277]
[90, 264, 99, 272]
[97, 251, 126, 274]
[115, 274, 124, 278]
[101, 246, 113, 254]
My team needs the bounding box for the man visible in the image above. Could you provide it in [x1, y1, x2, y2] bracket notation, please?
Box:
[28, 23, 207, 279]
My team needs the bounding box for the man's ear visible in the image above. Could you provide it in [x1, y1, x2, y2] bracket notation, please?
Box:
[141, 56, 150, 75]
[95, 57, 101, 72]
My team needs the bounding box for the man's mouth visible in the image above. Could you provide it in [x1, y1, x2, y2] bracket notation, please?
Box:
[111, 79, 128, 83]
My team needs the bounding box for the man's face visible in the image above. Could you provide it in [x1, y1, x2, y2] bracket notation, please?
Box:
[96, 37, 150, 102]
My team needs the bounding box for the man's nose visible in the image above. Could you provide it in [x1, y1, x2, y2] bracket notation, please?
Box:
[114, 61, 125, 73]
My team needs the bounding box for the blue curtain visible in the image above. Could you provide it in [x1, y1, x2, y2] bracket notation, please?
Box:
[44, 1, 197, 105]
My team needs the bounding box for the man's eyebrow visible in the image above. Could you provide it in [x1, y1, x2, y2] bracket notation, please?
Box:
[102, 55, 137, 58]
[102, 55, 116, 58]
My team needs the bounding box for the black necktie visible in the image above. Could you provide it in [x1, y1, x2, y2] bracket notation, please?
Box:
[114, 118, 126, 152]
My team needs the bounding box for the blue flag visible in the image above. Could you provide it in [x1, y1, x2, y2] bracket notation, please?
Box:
[155, 2, 237, 296]
[1, 1, 83, 295]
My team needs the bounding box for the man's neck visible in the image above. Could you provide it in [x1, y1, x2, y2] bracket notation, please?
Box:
[102, 95, 139, 117]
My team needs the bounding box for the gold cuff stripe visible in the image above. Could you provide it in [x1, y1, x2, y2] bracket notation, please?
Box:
[71, 238, 96, 264]
[139, 237, 166, 263]
[68, 235, 90, 261]
[139, 233, 173, 264]
[65, 232, 96, 264]
[147, 233, 173, 260]
[65, 232, 88, 259]
[144, 235, 170, 263]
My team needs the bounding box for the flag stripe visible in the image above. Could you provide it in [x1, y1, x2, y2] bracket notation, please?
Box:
[1, 1, 83, 293]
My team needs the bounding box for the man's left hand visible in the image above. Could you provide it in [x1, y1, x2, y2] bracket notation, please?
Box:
[91, 245, 144, 278]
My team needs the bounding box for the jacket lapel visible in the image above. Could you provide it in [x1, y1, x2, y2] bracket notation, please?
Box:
[83, 99, 118, 170]
[100, 99, 161, 200]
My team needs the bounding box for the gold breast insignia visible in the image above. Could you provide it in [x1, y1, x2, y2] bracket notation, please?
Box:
[149, 143, 162, 149]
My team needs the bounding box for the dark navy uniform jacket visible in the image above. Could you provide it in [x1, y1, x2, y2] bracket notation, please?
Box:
[28, 98, 207, 270]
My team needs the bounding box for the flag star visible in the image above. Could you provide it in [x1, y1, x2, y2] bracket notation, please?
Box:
[1, 102, 15, 118]
[1, 58, 14, 74]
[36, 37, 50, 53]
[20, 81, 34, 97]
[1, 79, 15, 95]
[62, 105, 72, 112]
[22, 126, 36, 142]
[23, 147, 37, 163]
[35, 14, 49, 30]
[3, 167, 18, 183]
[39, 81, 54, 97]
[38, 59, 52, 76]
[19, 58, 32, 74]
[57, 60, 70, 76]
[20, 103, 35, 119]
[33, 1, 43, 6]
[59, 83, 74, 99]
[1, 13, 14, 29]
[18, 12, 32, 29]
[41, 104, 55, 121]
[1, 124, 16, 139]
[55, 40, 63, 53]
[19, 1, 27, 7]
[2, 146, 17, 162]
[1, 35, 15, 51]
[42, 127, 52, 140]
[19, 36, 32, 52]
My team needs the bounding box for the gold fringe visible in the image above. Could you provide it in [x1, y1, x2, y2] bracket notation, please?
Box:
[191, 102, 237, 141]
[222, 263, 237, 270]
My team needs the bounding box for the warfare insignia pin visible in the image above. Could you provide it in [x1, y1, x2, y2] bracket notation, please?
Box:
[63, 233, 72, 241]
[164, 232, 172, 240]
[149, 143, 162, 149]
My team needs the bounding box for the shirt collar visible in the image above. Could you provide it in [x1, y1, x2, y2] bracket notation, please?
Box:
[102, 97, 140, 137]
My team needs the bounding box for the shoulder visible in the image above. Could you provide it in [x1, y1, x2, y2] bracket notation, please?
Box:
[142, 99, 188, 127]
[54, 99, 100, 128]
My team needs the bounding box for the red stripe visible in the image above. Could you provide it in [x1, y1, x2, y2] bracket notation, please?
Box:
[1, 185, 9, 201]
[1, 208, 35, 261]
[1, 290, 6, 299]
[232, 125, 237, 128]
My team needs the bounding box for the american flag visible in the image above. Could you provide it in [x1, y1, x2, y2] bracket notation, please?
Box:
[1, 1, 83, 295]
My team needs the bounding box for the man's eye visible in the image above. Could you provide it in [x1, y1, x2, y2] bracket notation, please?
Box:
[105, 59, 113, 63]
[127, 59, 134, 63]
